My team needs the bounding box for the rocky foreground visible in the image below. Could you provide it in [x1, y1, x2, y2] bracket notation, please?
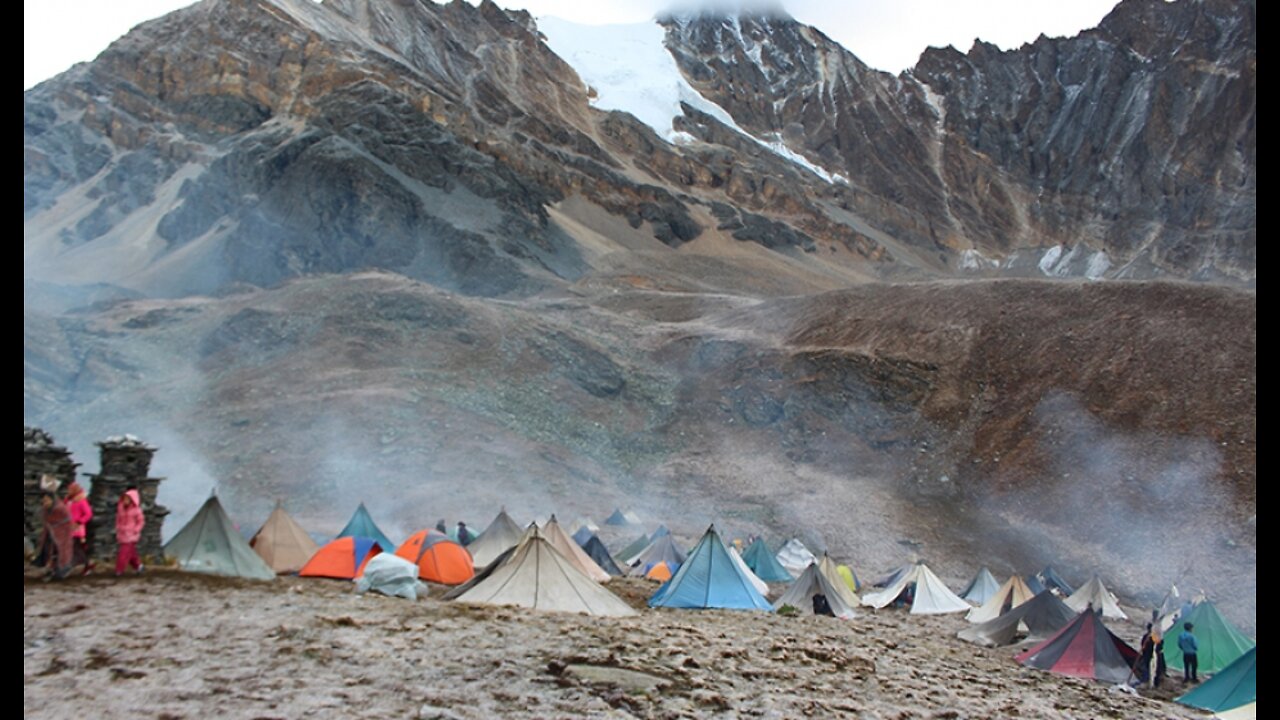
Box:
[25, 571, 1200, 719]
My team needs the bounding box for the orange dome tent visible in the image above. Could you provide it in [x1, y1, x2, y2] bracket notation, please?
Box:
[396, 530, 475, 585]
[299, 536, 382, 579]
[645, 561, 674, 582]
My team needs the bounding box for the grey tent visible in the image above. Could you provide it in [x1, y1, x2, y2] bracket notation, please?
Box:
[960, 567, 1001, 605]
[604, 508, 630, 526]
[164, 494, 275, 580]
[454, 526, 636, 616]
[958, 590, 1078, 647]
[615, 533, 650, 564]
[466, 508, 525, 569]
[571, 525, 594, 547]
[967, 575, 1036, 624]
[628, 534, 687, 577]
[581, 534, 624, 577]
[773, 562, 858, 619]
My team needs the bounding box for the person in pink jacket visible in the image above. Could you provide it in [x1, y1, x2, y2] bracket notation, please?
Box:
[65, 481, 94, 574]
[114, 487, 145, 576]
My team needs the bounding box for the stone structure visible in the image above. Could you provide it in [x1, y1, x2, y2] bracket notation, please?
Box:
[84, 435, 169, 561]
[23, 426, 80, 549]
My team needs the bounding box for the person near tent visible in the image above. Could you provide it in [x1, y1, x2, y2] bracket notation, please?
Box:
[456, 521, 473, 547]
[1135, 623, 1156, 685]
[38, 478, 75, 580]
[1152, 626, 1167, 688]
[114, 488, 146, 576]
[435, 519, 448, 534]
[65, 480, 94, 574]
[1178, 621, 1199, 683]
[812, 593, 834, 617]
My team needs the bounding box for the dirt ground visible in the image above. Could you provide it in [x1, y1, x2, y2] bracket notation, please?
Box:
[24, 570, 1205, 719]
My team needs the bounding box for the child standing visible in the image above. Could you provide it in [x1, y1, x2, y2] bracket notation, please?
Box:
[65, 481, 94, 574]
[114, 488, 146, 576]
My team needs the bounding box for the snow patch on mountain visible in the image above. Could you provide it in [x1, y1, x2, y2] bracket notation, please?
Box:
[538, 16, 846, 184]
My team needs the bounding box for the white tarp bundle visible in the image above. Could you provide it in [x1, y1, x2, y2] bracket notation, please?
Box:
[356, 553, 426, 600]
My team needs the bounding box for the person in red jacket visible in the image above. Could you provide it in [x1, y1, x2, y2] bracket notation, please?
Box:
[114, 487, 146, 576]
[64, 481, 94, 574]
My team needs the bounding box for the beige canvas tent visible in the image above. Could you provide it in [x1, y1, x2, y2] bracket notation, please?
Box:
[817, 553, 861, 607]
[453, 526, 635, 616]
[1065, 574, 1128, 620]
[861, 562, 970, 614]
[543, 515, 611, 583]
[467, 508, 525, 569]
[967, 575, 1036, 624]
[773, 562, 858, 619]
[249, 501, 319, 574]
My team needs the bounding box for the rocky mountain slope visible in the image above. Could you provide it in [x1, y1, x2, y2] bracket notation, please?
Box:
[23, 0, 1255, 620]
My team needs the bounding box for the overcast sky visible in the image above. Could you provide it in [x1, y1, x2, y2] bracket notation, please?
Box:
[24, 0, 1118, 90]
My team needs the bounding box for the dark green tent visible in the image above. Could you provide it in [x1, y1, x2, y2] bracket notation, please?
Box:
[1164, 600, 1255, 673]
[1177, 646, 1255, 713]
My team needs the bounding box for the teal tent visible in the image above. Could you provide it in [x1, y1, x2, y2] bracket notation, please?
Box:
[164, 494, 275, 580]
[741, 537, 792, 583]
[648, 526, 772, 611]
[337, 502, 395, 552]
[1164, 600, 1255, 673]
[1178, 647, 1256, 713]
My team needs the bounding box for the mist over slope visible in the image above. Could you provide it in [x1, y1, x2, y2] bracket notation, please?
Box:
[24, 0, 1255, 623]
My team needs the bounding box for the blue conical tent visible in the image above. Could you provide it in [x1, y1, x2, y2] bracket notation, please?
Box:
[336, 503, 394, 552]
[741, 537, 793, 583]
[1177, 647, 1256, 713]
[571, 525, 594, 547]
[649, 526, 772, 611]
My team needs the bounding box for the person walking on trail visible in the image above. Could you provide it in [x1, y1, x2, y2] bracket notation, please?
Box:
[114, 488, 146, 576]
[37, 476, 75, 580]
[65, 480, 94, 575]
[1178, 621, 1200, 683]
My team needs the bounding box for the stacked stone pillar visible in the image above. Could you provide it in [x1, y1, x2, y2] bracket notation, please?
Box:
[84, 435, 169, 561]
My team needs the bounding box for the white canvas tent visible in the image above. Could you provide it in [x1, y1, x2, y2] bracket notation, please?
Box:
[467, 508, 525, 569]
[773, 562, 858, 619]
[454, 526, 635, 616]
[960, 567, 1001, 605]
[729, 546, 769, 596]
[775, 538, 817, 578]
[1064, 574, 1128, 620]
[861, 562, 970, 614]
[967, 574, 1036, 624]
[543, 515, 611, 583]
